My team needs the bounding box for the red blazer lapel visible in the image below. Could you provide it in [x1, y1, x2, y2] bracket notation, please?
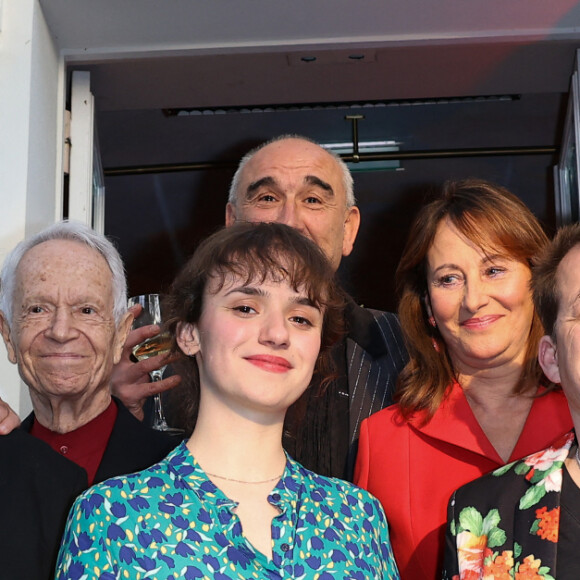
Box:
[411, 384, 573, 465]
[412, 382, 504, 464]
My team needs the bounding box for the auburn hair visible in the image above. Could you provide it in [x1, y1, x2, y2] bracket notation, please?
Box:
[396, 179, 549, 419]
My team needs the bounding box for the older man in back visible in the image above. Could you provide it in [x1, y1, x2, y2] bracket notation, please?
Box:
[0, 222, 177, 484]
[112, 135, 408, 479]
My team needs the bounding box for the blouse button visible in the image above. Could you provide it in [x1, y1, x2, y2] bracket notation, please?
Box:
[59, 445, 68, 455]
[281, 543, 290, 552]
[271, 493, 281, 501]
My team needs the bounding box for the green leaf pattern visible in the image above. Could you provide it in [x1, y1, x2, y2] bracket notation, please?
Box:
[448, 432, 575, 579]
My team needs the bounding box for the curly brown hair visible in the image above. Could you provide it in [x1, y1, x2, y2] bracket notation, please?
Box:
[164, 221, 346, 434]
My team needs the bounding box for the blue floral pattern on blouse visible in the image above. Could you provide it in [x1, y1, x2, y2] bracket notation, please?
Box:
[55, 442, 399, 579]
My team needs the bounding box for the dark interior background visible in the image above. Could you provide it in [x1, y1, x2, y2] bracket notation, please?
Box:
[97, 93, 564, 312]
[53, 13, 580, 312]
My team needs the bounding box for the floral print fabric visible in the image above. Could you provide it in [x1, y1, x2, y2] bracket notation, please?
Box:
[443, 431, 574, 580]
[55, 442, 399, 579]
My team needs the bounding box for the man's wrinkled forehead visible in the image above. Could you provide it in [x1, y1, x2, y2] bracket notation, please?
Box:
[239, 140, 345, 195]
[15, 240, 113, 303]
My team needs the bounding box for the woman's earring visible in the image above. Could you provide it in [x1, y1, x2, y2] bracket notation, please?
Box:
[428, 314, 439, 351]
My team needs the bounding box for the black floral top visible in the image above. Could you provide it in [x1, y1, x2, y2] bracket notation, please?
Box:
[443, 431, 575, 580]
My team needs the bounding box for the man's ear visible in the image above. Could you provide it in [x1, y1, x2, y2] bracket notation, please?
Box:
[225, 203, 237, 227]
[113, 311, 134, 365]
[176, 322, 201, 356]
[341, 205, 361, 257]
[0, 312, 17, 365]
[538, 335, 560, 385]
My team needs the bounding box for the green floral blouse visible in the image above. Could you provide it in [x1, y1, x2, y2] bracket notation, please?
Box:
[55, 442, 400, 579]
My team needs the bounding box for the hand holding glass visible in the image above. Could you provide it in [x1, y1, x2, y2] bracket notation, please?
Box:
[128, 294, 182, 434]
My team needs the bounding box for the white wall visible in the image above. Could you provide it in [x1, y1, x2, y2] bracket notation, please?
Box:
[0, 0, 64, 416]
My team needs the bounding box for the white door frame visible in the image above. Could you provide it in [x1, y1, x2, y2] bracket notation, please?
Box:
[0, 0, 65, 415]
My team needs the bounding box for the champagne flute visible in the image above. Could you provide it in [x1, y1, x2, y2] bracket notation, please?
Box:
[128, 294, 182, 434]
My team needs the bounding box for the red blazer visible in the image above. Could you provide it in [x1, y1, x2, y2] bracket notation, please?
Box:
[354, 383, 572, 580]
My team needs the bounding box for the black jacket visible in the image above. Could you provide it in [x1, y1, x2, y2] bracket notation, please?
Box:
[21, 397, 179, 485]
[10, 397, 179, 578]
[0, 430, 87, 580]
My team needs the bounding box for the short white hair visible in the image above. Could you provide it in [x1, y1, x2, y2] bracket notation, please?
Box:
[228, 134, 355, 208]
[0, 221, 127, 327]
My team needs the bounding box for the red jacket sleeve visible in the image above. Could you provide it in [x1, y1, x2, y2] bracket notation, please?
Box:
[354, 417, 370, 488]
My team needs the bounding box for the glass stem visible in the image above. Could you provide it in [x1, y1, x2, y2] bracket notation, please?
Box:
[150, 373, 168, 430]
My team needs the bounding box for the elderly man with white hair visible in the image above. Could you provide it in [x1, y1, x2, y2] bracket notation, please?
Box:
[0, 221, 177, 485]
